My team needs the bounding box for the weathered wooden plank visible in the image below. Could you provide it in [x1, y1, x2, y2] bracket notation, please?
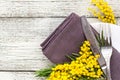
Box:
[0, 18, 55, 70]
[0, 0, 119, 2]
[0, 0, 75, 1]
[0, 18, 119, 70]
[0, 72, 44, 80]
[0, 1, 119, 17]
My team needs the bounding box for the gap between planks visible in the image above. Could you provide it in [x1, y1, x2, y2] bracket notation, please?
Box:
[0, 70, 35, 72]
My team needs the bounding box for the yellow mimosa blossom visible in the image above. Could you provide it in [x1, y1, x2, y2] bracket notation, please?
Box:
[88, 0, 116, 24]
[47, 41, 104, 80]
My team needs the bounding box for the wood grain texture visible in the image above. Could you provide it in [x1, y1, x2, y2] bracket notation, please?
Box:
[0, 1, 119, 17]
[0, 18, 55, 70]
[0, 72, 45, 80]
[0, 0, 119, 1]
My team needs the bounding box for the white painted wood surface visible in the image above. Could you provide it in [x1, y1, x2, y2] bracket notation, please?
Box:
[0, 0, 120, 80]
[0, 72, 45, 80]
[0, 0, 119, 17]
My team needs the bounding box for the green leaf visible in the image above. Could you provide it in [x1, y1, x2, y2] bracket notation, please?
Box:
[95, 31, 106, 47]
[72, 53, 80, 57]
[35, 68, 52, 77]
[65, 55, 75, 61]
[95, 34, 101, 47]
[101, 30, 105, 46]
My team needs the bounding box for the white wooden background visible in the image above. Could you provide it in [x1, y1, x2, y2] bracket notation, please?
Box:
[0, 0, 120, 80]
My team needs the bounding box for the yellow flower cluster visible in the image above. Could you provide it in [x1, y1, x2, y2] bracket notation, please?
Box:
[47, 41, 103, 80]
[88, 0, 116, 24]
